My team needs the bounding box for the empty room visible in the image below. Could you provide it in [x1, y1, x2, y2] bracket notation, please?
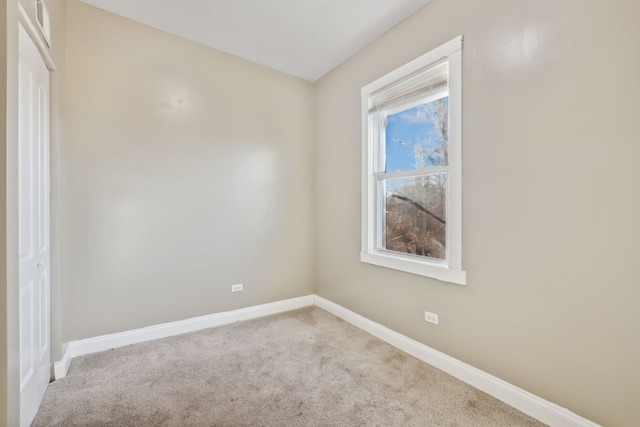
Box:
[1, 0, 639, 426]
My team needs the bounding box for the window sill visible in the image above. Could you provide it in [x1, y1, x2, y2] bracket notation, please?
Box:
[361, 251, 466, 285]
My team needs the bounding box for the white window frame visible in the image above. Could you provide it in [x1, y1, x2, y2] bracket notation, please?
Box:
[361, 36, 466, 285]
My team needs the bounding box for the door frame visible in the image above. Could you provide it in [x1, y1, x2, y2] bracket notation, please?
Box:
[7, 6, 59, 427]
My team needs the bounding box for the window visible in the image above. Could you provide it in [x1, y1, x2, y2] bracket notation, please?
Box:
[361, 36, 465, 285]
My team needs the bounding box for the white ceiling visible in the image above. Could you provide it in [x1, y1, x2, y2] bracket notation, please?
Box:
[77, 0, 432, 82]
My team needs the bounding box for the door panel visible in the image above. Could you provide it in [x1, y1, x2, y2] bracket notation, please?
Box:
[18, 23, 51, 427]
[19, 281, 35, 388]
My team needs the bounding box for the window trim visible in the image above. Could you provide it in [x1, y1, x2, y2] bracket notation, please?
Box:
[361, 35, 466, 285]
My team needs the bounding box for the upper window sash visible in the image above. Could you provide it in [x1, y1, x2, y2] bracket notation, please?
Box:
[376, 92, 450, 174]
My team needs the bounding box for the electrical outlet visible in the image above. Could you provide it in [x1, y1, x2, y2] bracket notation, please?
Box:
[424, 311, 439, 325]
[231, 284, 243, 293]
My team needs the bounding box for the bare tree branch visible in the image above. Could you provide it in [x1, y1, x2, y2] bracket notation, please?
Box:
[389, 193, 446, 224]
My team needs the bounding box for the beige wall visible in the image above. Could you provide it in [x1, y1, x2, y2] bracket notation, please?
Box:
[64, 1, 315, 340]
[315, 1, 640, 426]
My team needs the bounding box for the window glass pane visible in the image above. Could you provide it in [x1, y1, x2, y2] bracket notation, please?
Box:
[385, 97, 448, 173]
[381, 173, 447, 260]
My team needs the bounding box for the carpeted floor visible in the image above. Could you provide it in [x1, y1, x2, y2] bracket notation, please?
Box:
[32, 307, 547, 426]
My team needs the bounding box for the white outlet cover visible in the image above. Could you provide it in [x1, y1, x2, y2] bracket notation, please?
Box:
[424, 311, 439, 325]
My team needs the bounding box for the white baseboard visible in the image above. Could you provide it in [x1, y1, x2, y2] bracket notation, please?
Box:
[53, 345, 73, 380]
[66, 295, 314, 360]
[53, 293, 600, 427]
[313, 295, 601, 427]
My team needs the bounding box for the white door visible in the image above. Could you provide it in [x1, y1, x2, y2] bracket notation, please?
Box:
[18, 23, 51, 427]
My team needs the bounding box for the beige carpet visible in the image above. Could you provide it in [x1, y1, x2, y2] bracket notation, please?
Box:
[33, 307, 547, 426]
